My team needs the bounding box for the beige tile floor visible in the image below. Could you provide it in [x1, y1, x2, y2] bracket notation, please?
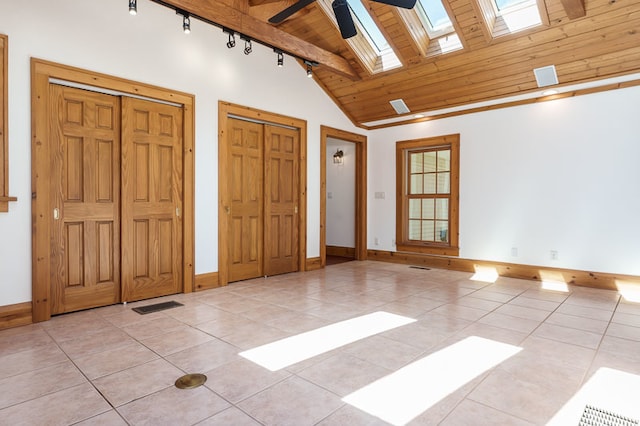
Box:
[1, 261, 640, 425]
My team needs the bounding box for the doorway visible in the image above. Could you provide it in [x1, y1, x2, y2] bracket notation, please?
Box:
[326, 138, 356, 265]
[218, 102, 307, 287]
[320, 126, 367, 267]
[31, 59, 195, 322]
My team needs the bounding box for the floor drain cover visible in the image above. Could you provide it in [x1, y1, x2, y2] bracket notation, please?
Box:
[175, 373, 207, 389]
[132, 300, 183, 315]
[579, 404, 639, 426]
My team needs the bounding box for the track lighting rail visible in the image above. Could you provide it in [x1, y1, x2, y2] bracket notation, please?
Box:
[141, 0, 320, 75]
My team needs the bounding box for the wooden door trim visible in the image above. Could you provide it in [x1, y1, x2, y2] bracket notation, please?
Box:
[218, 101, 307, 287]
[31, 59, 195, 323]
[320, 126, 367, 266]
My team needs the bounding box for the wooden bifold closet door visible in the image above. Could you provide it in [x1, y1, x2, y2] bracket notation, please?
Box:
[226, 117, 299, 282]
[49, 85, 183, 314]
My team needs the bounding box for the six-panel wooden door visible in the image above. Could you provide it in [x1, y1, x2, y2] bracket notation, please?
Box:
[228, 119, 264, 282]
[226, 118, 300, 282]
[264, 125, 299, 276]
[49, 85, 184, 313]
[50, 85, 121, 314]
[121, 97, 183, 302]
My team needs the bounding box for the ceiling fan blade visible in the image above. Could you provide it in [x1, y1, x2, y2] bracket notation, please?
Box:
[332, 0, 357, 39]
[371, 0, 417, 9]
[269, 0, 318, 24]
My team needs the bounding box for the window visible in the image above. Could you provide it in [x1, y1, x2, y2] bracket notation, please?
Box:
[0, 34, 16, 212]
[396, 134, 459, 255]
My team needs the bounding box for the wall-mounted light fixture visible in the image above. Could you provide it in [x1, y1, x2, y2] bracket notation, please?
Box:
[333, 149, 344, 164]
[129, 0, 137, 15]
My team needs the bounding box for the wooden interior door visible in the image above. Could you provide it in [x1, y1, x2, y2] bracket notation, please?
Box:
[50, 85, 121, 314]
[264, 125, 299, 276]
[121, 97, 183, 302]
[227, 118, 264, 282]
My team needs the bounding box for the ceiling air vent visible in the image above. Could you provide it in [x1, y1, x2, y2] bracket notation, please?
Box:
[533, 65, 559, 88]
[389, 98, 410, 114]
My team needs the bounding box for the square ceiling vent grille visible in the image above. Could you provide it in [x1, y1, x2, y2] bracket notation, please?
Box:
[390, 99, 410, 114]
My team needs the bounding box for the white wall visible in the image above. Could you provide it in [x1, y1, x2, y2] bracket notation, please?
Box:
[369, 87, 640, 275]
[0, 0, 360, 305]
[326, 138, 355, 247]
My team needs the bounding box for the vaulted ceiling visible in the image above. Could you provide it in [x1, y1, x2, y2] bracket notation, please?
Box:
[160, 0, 640, 127]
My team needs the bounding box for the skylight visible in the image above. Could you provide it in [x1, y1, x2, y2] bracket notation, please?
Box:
[403, 0, 462, 57]
[489, 0, 542, 35]
[416, 0, 454, 38]
[317, 0, 401, 74]
[349, 0, 389, 52]
[495, 0, 530, 10]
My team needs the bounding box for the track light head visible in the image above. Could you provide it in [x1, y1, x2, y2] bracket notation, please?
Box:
[244, 39, 252, 55]
[129, 0, 137, 15]
[274, 49, 284, 67]
[226, 32, 236, 48]
[304, 60, 317, 78]
[182, 14, 191, 34]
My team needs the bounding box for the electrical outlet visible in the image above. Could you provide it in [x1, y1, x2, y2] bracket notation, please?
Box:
[374, 192, 386, 199]
[511, 247, 518, 257]
[374, 237, 379, 246]
[327, 192, 333, 199]
[550, 250, 559, 260]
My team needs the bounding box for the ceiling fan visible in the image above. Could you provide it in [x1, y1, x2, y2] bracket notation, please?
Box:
[268, 0, 417, 39]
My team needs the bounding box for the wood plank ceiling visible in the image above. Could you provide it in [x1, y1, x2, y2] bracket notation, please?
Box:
[162, 0, 640, 126]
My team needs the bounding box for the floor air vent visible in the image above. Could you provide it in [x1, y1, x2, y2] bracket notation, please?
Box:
[579, 405, 639, 426]
[409, 266, 431, 270]
[132, 300, 184, 315]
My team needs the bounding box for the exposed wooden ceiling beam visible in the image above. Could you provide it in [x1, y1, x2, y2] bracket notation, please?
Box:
[156, 0, 359, 79]
[560, 0, 586, 19]
[248, 0, 284, 6]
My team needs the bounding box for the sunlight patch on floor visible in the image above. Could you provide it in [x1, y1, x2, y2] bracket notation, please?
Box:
[239, 311, 416, 371]
[343, 336, 522, 425]
[616, 280, 640, 303]
[540, 270, 570, 292]
[548, 367, 640, 425]
[470, 266, 499, 283]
